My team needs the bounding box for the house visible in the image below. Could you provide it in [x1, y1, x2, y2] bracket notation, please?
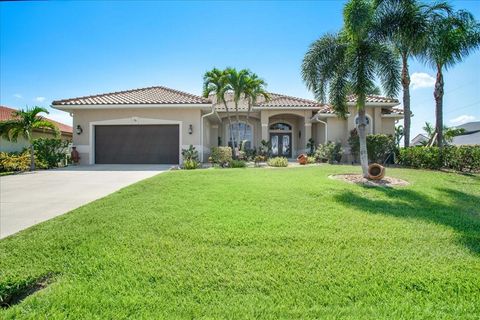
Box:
[52, 86, 403, 165]
[0, 106, 73, 153]
[411, 133, 429, 146]
[451, 121, 480, 146]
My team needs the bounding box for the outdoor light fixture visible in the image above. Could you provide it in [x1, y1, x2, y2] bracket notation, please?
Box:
[188, 124, 193, 135]
[76, 125, 83, 135]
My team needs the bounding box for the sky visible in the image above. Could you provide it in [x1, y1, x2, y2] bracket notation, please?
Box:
[1, 0, 479, 139]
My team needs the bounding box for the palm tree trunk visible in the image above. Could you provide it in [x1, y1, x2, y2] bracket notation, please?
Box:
[29, 144, 35, 171]
[223, 101, 236, 158]
[244, 100, 251, 142]
[235, 102, 241, 154]
[357, 108, 369, 178]
[434, 64, 444, 148]
[401, 52, 411, 148]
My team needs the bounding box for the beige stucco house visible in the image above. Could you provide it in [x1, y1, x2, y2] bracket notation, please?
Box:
[52, 86, 403, 165]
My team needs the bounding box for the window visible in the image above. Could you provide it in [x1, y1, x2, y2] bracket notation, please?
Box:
[228, 122, 253, 148]
[354, 115, 372, 134]
[269, 123, 292, 131]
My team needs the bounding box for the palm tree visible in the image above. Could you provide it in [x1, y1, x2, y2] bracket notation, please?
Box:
[243, 73, 269, 142]
[375, 0, 451, 148]
[225, 67, 251, 151]
[0, 106, 58, 171]
[421, 8, 480, 148]
[302, 0, 400, 177]
[203, 68, 236, 150]
[422, 121, 465, 146]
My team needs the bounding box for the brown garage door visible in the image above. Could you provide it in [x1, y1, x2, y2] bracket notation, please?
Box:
[95, 125, 179, 164]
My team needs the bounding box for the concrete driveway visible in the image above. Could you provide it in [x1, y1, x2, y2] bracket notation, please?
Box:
[0, 165, 170, 239]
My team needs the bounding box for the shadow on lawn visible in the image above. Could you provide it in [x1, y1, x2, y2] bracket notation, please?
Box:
[334, 185, 480, 255]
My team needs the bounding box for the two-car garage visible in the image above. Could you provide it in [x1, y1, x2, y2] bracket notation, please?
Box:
[94, 125, 180, 164]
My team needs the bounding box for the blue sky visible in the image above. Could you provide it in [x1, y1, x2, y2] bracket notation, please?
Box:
[1, 0, 479, 138]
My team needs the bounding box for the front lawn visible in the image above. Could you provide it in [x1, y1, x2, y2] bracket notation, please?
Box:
[1, 165, 479, 319]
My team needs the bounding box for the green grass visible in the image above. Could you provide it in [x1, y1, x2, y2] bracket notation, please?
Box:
[1, 165, 479, 319]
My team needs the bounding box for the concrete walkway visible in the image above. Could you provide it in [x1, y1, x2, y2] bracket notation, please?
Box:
[0, 165, 169, 239]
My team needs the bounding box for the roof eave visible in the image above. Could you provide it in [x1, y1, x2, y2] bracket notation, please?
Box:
[252, 106, 322, 110]
[381, 114, 404, 118]
[52, 103, 213, 111]
[347, 102, 400, 107]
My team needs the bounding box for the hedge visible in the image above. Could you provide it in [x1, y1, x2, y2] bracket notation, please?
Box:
[398, 146, 480, 172]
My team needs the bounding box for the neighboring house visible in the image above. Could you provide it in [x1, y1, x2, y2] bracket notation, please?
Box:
[0, 106, 73, 153]
[52, 86, 403, 165]
[411, 133, 429, 146]
[451, 121, 480, 146]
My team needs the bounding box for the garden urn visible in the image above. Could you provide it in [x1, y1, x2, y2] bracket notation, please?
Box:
[71, 147, 80, 164]
[297, 154, 308, 165]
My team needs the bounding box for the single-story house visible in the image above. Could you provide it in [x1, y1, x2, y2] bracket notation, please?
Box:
[0, 106, 73, 153]
[411, 133, 429, 146]
[451, 121, 480, 146]
[52, 86, 403, 165]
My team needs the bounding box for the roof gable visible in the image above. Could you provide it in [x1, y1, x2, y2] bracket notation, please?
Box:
[52, 86, 210, 106]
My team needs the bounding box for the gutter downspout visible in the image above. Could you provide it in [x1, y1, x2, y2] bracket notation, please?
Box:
[200, 106, 217, 162]
[311, 113, 328, 144]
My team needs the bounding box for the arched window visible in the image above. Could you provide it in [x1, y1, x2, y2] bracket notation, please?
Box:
[269, 123, 292, 131]
[354, 114, 373, 134]
[228, 122, 253, 148]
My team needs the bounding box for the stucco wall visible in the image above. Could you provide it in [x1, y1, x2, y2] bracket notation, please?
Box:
[72, 108, 203, 164]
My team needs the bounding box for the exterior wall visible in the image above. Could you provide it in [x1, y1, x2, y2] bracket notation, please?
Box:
[72, 108, 202, 164]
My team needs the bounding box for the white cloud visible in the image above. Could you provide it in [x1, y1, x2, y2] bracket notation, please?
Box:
[410, 72, 435, 90]
[13, 93, 23, 99]
[450, 115, 476, 126]
[35, 96, 46, 102]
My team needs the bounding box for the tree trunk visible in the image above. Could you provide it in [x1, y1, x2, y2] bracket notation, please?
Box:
[357, 108, 369, 178]
[235, 101, 241, 152]
[244, 99, 251, 141]
[434, 64, 444, 148]
[223, 101, 236, 158]
[401, 52, 411, 148]
[29, 144, 35, 171]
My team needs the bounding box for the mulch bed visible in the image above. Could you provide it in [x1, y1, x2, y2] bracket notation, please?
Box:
[330, 174, 409, 187]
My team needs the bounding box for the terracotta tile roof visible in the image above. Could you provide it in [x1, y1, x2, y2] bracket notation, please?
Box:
[316, 105, 404, 116]
[52, 86, 210, 106]
[0, 106, 73, 134]
[347, 94, 399, 104]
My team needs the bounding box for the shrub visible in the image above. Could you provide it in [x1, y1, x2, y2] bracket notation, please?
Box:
[398, 145, 480, 172]
[0, 151, 47, 172]
[210, 147, 233, 166]
[181, 145, 200, 170]
[315, 141, 343, 163]
[267, 157, 288, 167]
[307, 156, 316, 164]
[33, 138, 69, 169]
[348, 129, 395, 163]
[229, 160, 247, 168]
[183, 159, 199, 170]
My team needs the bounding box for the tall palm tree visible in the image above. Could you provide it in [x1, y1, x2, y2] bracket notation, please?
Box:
[225, 67, 251, 151]
[302, 0, 400, 177]
[243, 73, 269, 141]
[203, 68, 236, 149]
[421, 8, 480, 148]
[375, 0, 451, 148]
[0, 106, 58, 171]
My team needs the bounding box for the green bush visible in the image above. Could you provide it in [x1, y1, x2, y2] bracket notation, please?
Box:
[315, 141, 343, 163]
[183, 159, 199, 170]
[0, 151, 47, 172]
[307, 156, 316, 164]
[229, 160, 246, 168]
[181, 145, 200, 170]
[210, 147, 233, 166]
[33, 138, 69, 169]
[267, 157, 288, 167]
[348, 129, 395, 163]
[398, 146, 480, 172]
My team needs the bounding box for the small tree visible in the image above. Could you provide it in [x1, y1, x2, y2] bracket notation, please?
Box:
[0, 106, 58, 171]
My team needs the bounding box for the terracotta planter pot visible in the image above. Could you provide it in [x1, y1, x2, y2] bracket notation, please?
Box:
[71, 147, 80, 164]
[368, 163, 385, 180]
[297, 154, 308, 165]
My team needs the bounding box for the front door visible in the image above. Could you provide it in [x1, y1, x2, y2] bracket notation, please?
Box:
[270, 133, 292, 158]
